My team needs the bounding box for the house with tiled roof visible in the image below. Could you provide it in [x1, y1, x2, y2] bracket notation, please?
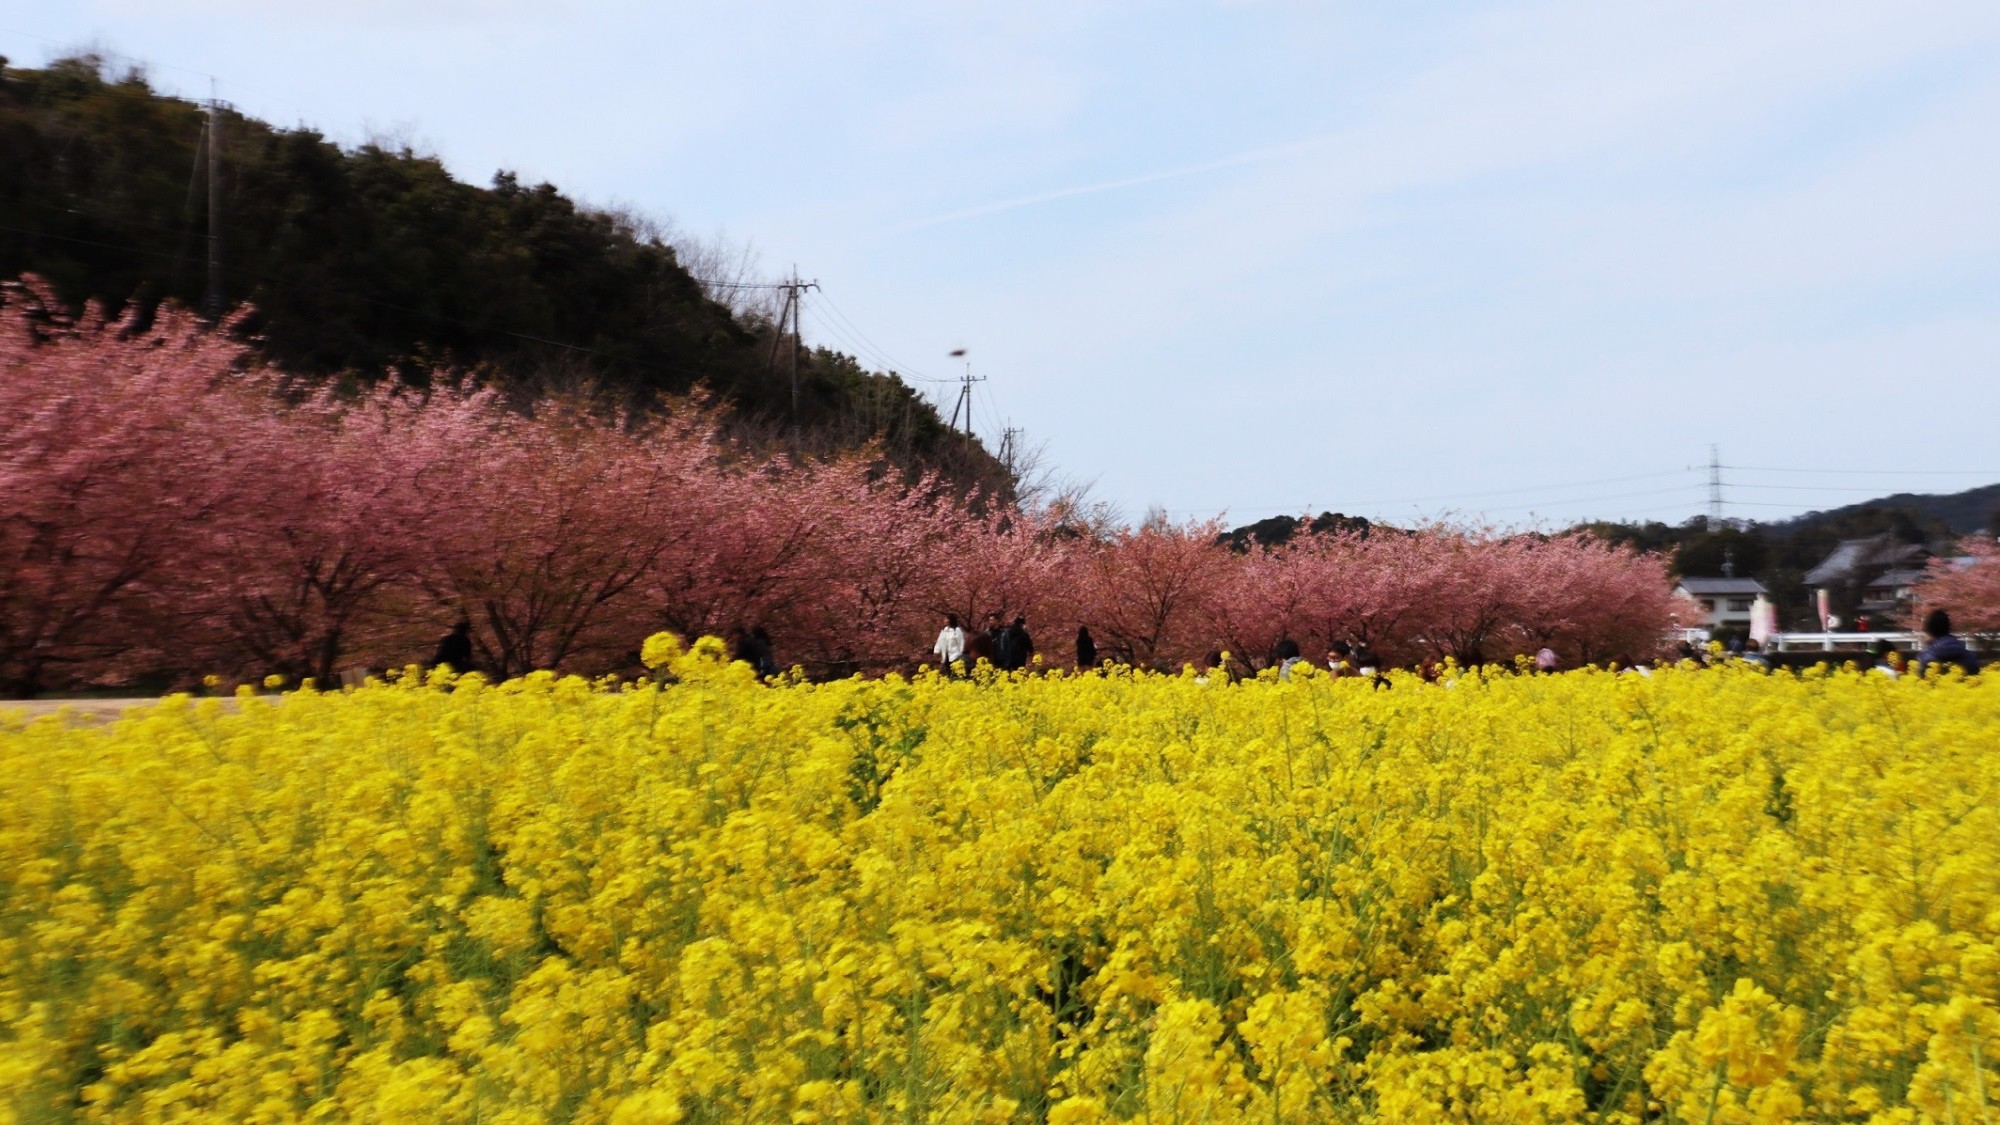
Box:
[1804, 534, 1931, 625]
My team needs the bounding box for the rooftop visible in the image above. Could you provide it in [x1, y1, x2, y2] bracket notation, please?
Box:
[1803, 536, 1928, 587]
[1868, 568, 1930, 589]
[1675, 576, 1768, 595]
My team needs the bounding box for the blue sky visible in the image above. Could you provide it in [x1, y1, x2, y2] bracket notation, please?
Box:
[11, 2, 2000, 527]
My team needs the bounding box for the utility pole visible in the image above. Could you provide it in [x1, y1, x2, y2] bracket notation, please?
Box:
[1001, 425, 1022, 478]
[1707, 444, 1724, 525]
[204, 91, 225, 317]
[944, 357, 986, 452]
[773, 267, 818, 419]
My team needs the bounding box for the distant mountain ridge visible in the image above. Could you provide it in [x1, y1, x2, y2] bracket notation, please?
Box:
[1760, 482, 2000, 537]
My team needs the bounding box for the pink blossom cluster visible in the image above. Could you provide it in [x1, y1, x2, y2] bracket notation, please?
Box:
[1919, 539, 2000, 636]
[2, 282, 1686, 693]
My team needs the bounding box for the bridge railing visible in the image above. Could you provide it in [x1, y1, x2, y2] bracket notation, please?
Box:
[1768, 631, 1921, 652]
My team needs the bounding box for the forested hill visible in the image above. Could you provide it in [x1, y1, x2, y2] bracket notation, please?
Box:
[0, 54, 1003, 489]
[1758, 483, 2000, 540]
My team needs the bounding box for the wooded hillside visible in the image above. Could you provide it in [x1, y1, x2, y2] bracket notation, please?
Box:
[0, 54, 1004, 489]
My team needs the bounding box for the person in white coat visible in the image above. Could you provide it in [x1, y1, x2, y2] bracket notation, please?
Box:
[933, 613, 967, 675]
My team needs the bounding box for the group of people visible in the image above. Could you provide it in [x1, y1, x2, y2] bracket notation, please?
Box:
[422, 607, 1982, 683]
[927, 615, 1402, 684]
[930, 613, 1038, 674]
[923, 609, 1986, 683]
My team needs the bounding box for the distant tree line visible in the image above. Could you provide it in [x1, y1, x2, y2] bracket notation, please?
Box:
[1219, 498, 1999, 635]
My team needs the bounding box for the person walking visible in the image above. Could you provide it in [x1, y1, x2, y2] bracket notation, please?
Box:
[933, 613, 967, 674]
[749, 626, 779, 678]
[1916, 609, 1981, 676]
[967, 612, 1001, 668]
[431, 619, 475, 674]
[1535, 646, 1558, 674]
[999, 616, 1035, 672]
[1075, 625, 1097, 670]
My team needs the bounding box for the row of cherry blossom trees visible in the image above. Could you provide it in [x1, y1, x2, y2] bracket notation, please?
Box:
[4, 282, 1696, 694]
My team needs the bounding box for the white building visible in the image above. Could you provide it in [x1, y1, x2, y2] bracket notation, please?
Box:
[1674, 576, 1768, 632]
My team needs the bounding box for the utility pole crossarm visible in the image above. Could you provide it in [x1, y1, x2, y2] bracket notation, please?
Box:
[955, 360, 987, 450]
[781, 268, 820, 421]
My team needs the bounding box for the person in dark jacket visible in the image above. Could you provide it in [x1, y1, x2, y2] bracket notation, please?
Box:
[967, 612, 1001, 668]
[728, 626, 780, 678]
[1916, 609, 1980, 676]
[431, 619, 475, 673]
[750, 626, 779, 678]
[1075, 626, 1097, 670]
[1351, 642, 1391, 689]
[998, 616, 1035, 671]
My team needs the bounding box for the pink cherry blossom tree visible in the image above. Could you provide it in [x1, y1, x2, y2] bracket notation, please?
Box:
[0, 281, 248, 694]
[1074, 520, 1234, 669]
[178, 385, 483, 683]
[1914, 539, 2000, 636]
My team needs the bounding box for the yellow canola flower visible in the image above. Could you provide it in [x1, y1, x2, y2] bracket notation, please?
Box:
[2, 656, 1997, 1122]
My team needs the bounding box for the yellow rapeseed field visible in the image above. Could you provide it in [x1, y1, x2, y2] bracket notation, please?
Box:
[3, 638, 1997, 1123]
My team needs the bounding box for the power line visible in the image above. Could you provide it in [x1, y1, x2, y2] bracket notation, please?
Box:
[687, 277, 792, 290]
[1480, 485, 1708, 515]
[814, 291, 951, 383]
[1169, 468, 1698, 514]
[1723, 464, 2000, 476]
[1726, 482, 1937, 493]
[801, 306, 930, 386]
[1722, 499, 1856, 510]
[1355, 468, 1696, 507]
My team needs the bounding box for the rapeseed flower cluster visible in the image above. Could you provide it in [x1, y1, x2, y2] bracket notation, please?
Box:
[2, 648, 1995, 1122]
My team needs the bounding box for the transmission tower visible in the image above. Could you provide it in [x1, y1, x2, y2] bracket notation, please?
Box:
[1707, 444, 1724, 524]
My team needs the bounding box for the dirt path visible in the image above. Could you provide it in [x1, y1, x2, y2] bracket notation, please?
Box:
[0, 697, 241, 726]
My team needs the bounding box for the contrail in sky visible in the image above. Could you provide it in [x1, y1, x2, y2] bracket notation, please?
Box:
[892, 130, 1345, 233]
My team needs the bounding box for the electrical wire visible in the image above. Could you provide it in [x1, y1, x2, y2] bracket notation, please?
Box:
[1723, 499, 1880, 510]
[1724, 464, 2000, 476]
[802, 306, 905, 376]
[802, 306, 918, 384]
[814, 291, 953, 383]
[687, 277, 791, 290]
[1725, 482, 1935, 493]
[1469, 485, 1709, 514]
[1170, 468, 1700, 514]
